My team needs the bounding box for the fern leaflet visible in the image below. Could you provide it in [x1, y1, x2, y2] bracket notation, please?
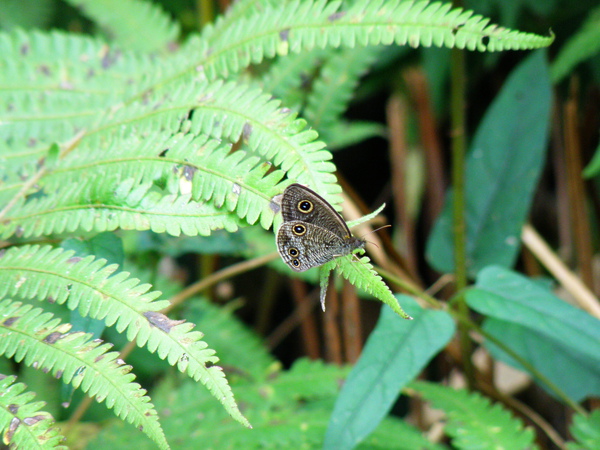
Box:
[410, 381, 538, 450]
[0, 374, 66, 449]
[0, 300, 169, 449]
[63, 0, 180, 52]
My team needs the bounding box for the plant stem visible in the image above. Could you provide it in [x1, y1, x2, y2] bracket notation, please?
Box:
[455, 313, 586, 416]
[450, 42, 475, 388]
[375, 265, 441, 309]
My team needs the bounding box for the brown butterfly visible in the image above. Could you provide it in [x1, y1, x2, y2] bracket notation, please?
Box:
[276, 184, 365, 272]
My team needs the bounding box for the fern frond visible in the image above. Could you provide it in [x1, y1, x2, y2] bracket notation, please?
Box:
[330, 255, 412, 319]
[0, 245, 250, 428]
[410, 381, 538, 450]
[2, 130, 284, 231]
[178, 0, 553, 81]
[0, 178, 241, 239]
[304, 46, 382, 130]
[64, 0, 180, 52]
[260, 48, 332, 104]
[0, 300, 169, 449]
[0, 29, 159, 143]
[0, 132, 286, 235]
[88, 78, 341, 211]
[0, 374, 66, 449]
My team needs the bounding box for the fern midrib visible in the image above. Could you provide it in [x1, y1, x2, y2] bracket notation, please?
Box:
[6, 200, 236, 222]
[1, 109, 99, 123]
[117, 21, 454, 105]
[121, 17, 481, 106]
[49, 155, 274, 205]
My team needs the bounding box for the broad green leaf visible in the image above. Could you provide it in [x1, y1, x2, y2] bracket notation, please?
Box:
[467, 266, 600, 402]
[551, 6, 600, 83]
[567, 410, 600, 450]
[324, 296, 455, 450]
[410, 381, 538, 450]
[426, 50, 551, 276]
[583, 141, 600, 178]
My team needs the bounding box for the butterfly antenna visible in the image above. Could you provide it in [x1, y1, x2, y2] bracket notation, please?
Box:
[360, 224, 391, 248]
[360, 224, 391, 239]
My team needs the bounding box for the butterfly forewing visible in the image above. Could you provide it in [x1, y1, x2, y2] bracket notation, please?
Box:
[281, 184, 351, 238]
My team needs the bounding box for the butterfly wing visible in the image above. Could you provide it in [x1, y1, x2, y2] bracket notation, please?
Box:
[281, 184, 351, 239]
[277, 221, 353, 272]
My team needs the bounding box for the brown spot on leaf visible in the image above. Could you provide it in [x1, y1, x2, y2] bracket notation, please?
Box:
[144, 311, 185, 333]
[279, 28, 290, 41]
[23, 414, 46, 426]
[101, 49, 121, 69]
[38, 64, 51, 76]
[20, 43, 30, 55]
[328, 11, 346, 21]
[6, 417, 20, 442]
[55, 370, 63, 379]
[243, 122, 253, 141]
[8, 404, 19, 414]
[183, 165, 196, 181]
[43, 332, 63, 344]
[3, 316, 20, 327]
[270, 194, 282, 213]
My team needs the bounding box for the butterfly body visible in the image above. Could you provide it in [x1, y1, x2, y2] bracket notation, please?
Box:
[276, 184, 365, 272]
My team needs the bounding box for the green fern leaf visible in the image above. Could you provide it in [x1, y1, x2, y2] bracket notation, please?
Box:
[91, 78, 341, 211]
[0, 29, 158, 144]
[261, 49, 332, 105]
[180, 0, 553, 82]
[0, 300, 169, 449]
[0, 374, 66, 449]
[321, 254, 411, 319]
[64, 0, 180, 52]
[0, 245, 250, 428]
[183, 80, 340, 208]
[304, 47, 382, 130]
[0, 178, 241, 239]
[410, 381, 538, 450]
[567, 410, 600, 450]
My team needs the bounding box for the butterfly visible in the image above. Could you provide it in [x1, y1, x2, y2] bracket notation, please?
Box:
[276, 184, 365, 272]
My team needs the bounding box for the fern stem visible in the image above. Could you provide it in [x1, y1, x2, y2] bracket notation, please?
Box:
[165, 251, 279, 312]
[64, 397, 94, 437]
[454, 313, 587, 416]
[0, 130, 85, 220]
[450, 43, 475, 390]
